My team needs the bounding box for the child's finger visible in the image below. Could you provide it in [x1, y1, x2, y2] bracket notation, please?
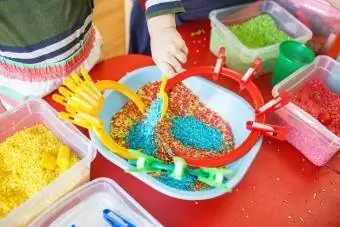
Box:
[181, 43, 189, 55]
[174, 50, 187, 64]
[173, 35, 186, 46]
[166, 55, 183, 73]
[172, 36, 188, 55]
[158, 62, 176, 78]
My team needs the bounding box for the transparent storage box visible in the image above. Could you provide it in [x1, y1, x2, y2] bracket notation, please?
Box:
[29, 178, 162, 227]
[0, 99, 97, 226]
[271, 0, 340, 55]
[272, 56, 340, 166]
[209, 1, 313, 75]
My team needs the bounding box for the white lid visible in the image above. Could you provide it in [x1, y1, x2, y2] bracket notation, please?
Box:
[29, 178, 162, 227]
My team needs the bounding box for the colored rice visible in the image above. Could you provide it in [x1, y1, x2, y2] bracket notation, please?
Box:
[291, 79, 340, 136]
[171, 116, 224, 151]
[111, 82, 234, 191]
[229, 14, 291, 49]
[0, 124, 79, 217]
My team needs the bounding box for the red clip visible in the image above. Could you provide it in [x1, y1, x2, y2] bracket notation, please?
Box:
[256, 92, 289, 117]
[239, 58, 262, 90]
[246, 121, 286, 141]
[213, 47, 226, 81]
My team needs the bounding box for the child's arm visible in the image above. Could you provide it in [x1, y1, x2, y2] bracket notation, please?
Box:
[146, 1, 187, 77]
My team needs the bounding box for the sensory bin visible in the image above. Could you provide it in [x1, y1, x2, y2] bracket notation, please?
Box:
[89, 66, 264, 200]
[273, 0, 340, 55]
[110, 81, 235, 191]
[28, 178, 162, 227]
[272, 56, 340, 166]
[290, 79, 340, 137]
[51, 53, 287, 200]
[0, 100, 96, 227]
[210, 1, 312, 75]
[0, 125, 79, 218]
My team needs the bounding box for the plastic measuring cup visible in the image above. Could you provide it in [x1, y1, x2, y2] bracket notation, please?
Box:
[272, 40, 315, 86]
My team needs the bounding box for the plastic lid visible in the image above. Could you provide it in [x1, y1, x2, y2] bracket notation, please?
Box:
[29, 178, 162, 227]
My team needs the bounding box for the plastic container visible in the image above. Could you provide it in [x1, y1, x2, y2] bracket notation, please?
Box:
[271, 0, 340, 56]
[0, 99, 96, 227]
[272, 56, 340, 166]
[90, 66, 263, 200]
[0, 101, 5, 114]
[29, 178, 162, 227]
[272, 40, 315, 86]
[209, 1, 313, 75]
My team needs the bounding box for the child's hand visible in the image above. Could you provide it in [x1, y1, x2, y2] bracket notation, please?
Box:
[148, 14, 188, 78]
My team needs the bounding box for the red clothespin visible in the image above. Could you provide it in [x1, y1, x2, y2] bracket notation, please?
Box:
[246, 121, 286, 141]
[256, 92, 289, 117]
[239, 58, 262, 91]
[213, 47, 226, 81]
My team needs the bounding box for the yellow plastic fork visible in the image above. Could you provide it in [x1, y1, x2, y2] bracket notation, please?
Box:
[52, 67, 145, 160]
[158, 75, 169, 118]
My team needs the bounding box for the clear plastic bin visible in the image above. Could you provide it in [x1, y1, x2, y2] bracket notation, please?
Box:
[89, 66, 263, 200]
[271, 0, 340, 55]
[272, 56, 340, 166]
[0, 99, 97, 227]
[209, 1, 313, 75]
[29, 178, 162, 227]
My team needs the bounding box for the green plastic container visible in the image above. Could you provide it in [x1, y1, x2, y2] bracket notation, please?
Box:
[271, 40, 315, 86]
[209, 1, 312, 76]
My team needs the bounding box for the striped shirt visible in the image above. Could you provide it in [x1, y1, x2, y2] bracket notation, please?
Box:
[0, 0, 94, 64]
[0, 0, 103, 108]
[144, 0, 256, 20]
[145, 0, 185, 18]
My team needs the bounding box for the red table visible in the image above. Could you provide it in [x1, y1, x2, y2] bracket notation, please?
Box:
[46, 21, 340, 227]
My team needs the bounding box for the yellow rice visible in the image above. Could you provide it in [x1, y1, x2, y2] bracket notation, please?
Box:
[0, 124, 79, 217]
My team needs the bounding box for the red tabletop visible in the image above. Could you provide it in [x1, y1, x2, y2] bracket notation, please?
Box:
[45, 20, 340, 227]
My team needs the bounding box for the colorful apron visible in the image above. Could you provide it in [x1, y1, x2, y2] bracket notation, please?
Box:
[0, 0, 102, 109]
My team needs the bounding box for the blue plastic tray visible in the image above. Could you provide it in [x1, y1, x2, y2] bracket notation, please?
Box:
[89, 66, 262, 200]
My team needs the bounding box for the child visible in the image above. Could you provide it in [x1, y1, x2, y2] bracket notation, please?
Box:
[129, 0, 255, 77]
[130, 0, 339, 77]
[0, 0, 103, 110]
